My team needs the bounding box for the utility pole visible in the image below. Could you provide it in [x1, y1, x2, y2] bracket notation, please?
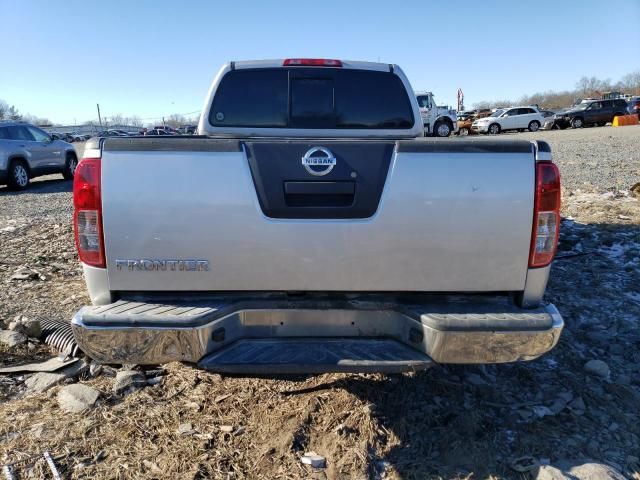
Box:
[96, 104, 103, 128]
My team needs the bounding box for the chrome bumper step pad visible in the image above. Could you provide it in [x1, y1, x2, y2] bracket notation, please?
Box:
[198, 338, 432, 374]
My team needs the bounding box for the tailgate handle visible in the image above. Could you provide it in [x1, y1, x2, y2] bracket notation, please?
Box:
[284, 181, 355, 208]
[284, 181, 355, 195]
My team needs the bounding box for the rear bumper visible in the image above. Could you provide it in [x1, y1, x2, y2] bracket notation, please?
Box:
[71, 295, 564, 371]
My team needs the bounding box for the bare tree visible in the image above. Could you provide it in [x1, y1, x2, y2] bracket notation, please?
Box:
[472, 100, 513, 110]
[128, 115, 143, 127]
[618, 71, 640, 95]
[474, 71, 638, 111]
[108, 114, 125, 126]
[7, 105, 21, 120]
[0, 100, 21, 120]
[22, 114, 52, 126]
[575, 76, 612, 96]
[165, 113, 186, 128]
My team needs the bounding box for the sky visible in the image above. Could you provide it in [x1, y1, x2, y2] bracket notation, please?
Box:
[1, 0, 639, 125]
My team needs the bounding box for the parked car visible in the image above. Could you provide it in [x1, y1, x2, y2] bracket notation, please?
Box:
[472, 106, 544, 134]
[108, 129, 132, 136]
[178, 125, 197, 134]
[70, 133, 91, 142]
[457, 109, 492, 136]
[415, 91, 457, 137]
[144, 128, 174, 136]
[540, 110, 562, 130]
[51, 132, 75, 143]
[553, 99, 629, 128]
[152, 125, 178, 134]
[0, 121, 78, 190]
[70, 58, 563, 374]
[627, 97, 640, 119]
[96, 130, 129, 137]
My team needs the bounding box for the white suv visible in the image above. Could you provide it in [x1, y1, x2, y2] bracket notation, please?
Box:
[472, 107, 544, 134]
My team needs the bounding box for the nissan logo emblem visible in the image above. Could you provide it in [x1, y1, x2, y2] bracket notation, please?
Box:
[301, 146, 336, 176]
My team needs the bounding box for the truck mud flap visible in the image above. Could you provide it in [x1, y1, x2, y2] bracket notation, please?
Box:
[197, 338, 433, 374]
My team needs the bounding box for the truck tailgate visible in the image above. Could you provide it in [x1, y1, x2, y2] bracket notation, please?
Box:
[100, 138, 535, 293]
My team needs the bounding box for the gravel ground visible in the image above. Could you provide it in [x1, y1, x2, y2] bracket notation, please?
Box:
[0, 127, 639, 479]
[484, 124, 640, 193]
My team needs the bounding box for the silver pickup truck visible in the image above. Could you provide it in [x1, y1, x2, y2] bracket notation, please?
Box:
[71, 59, 563, 373]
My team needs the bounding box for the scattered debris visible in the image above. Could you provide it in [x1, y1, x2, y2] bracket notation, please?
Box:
[548, 394, 572, 414]
[466, 373, 487, 386]
[142, 460, 163, 475]
[57, 384, 100, 413]
[8, 316, 42, 339]
[43, 451, 62, 480]
[40, 318, 82, 357]
[10, 269, 44, 281]
[510, 455, 539, 473]
[2, 464, 16, 480]
[89, 362, 103, 377]
[301, 452, 326, 468]
[59, 358, 90, 378]
[567, 396, 586, 415]
[219, 425, 234, 433]
[0, 357, 78, 374]
[0, 330, 27, 348]
[177, 423, 195, 436]
[112, 370, 146, 395]
[536, 461, 628, 480]
[24, 372, 67, 395]
[214, 393, 232, 403]
[1, 452, 65, 480]
[532, 405, 555, 418]
[584, 359, 611, 379]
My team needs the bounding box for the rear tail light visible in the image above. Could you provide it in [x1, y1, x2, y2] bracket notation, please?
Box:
[529, 162, 561, 268]
[73, 158, 105, 268]
[283, 58, 342, 67]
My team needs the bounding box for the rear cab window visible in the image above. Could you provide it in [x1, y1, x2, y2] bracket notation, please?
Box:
[209, 67, 415, 130]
